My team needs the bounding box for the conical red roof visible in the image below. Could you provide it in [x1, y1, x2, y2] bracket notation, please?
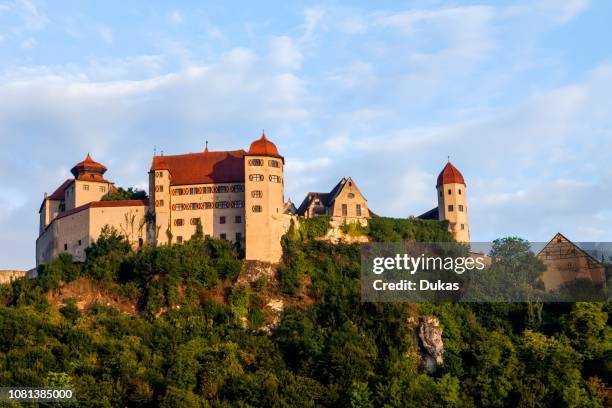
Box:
[247, 133, 281, 157]
[70, 153, 107, 179]
[436, 162, 465, 187]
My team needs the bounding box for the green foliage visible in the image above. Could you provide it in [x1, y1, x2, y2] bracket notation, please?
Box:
[368, 216, 454, 242]
[0, 230, 609, 407]
[296, 216, 331, 240]
[101, 186, 148, 201]
[341, 220, 369, 237]
[59, 298, 81, 322]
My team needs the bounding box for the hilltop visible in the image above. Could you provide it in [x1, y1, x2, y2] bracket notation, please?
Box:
[0, 218, 610, 407]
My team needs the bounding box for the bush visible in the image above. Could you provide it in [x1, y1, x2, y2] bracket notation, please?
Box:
[299, 216, 331, 240]
[59, 298, 81, 322]
[367, 217, 453, 242]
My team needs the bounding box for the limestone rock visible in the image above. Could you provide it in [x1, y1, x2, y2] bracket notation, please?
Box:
[418, 316, 444, 373]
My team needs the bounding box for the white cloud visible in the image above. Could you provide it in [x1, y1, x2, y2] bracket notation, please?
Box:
[96, 24, 114, 44]
[268, 36, 303, 70]
[20, 36, 36, 49]
[168, 10, 183, 25]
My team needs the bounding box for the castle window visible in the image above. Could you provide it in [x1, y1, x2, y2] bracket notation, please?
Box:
[139, 238, 144, 248]
[218, 201, 229, 209]
[269, 160, 280, 168]
[458, 189, 462, 195]
[250, 174, 264, 181]
[252, 205, 262, 213]
[347, 193, 355, 199]
[448, 205, 454, 212]
[155, 185, 163, 192]
[220, 233, 227, 240]
[205, 202, 213, 209]
[235, 215, 242, 223]
[190, 187, 198, 195]
[64, 243, 67, 251]
[83, 184, 89, 191]
[269, 175, 280, 183]
[156, 200, 164, 207]
[175, 204, 184, 211]
[461, 224, 465, 230]
[174, 219, 184, 226]
[458, 205, 464, 212]
[156, 171, 162, 178]
[448, 189, 451, 195]
[235, 232, 242, 242]
[356, 204, 362, 217]
[177, 236, 183, 244]
[218, 186, 229, 193]
[78, 240, 82, 246]
[204, 186, 213, 194]
[220, 216, 226, 224]
[252, 190, 262, 198]
[190, 218, 200, 225]
[342, 204, 348, 217]
[233, 200, 244, 208]
[232, 184, 245, 192]
[249, 159, 263, 166]
[99, 186, 105, 192]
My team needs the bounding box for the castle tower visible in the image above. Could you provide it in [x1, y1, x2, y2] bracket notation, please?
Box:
[437, 161, 470, 242]
[244, 133, 285, 262]
[149, 157, 171, 244]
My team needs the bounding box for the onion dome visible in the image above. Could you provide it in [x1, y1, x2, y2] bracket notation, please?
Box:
[70, 153, 107, 179]
[247, 132, 281, 158]
[436, 161, 465, 187]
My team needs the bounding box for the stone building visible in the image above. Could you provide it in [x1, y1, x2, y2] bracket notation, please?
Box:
[37, 134, 472, 266]
[537, 233, 606, 291]
[296, 177, 370, 225]
[38, 133, 294, 266]
[36, 154, 147, 264]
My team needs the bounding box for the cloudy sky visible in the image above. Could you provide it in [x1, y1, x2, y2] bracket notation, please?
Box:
[1, 0, 611, 269]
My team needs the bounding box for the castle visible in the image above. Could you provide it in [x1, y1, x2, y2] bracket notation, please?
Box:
[36, 133, 469, 265]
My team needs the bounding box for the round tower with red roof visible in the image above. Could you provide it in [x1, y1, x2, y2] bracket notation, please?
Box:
[244, 132, 286, 262]
[436, 161, 470, 242]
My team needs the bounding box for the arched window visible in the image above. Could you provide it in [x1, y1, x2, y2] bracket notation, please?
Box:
[249, 159, 263, 166]
[268, 160, 280, 168]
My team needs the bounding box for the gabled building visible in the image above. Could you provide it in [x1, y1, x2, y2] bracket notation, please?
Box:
[537, 233, 606, 291]
[296, 177, 370, 225]
[37, 154, 147, 265]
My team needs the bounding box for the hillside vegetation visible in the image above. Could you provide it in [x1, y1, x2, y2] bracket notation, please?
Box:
[0, 222, 610, 407]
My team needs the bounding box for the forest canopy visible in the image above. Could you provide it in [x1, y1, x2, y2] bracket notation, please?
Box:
[0, 223, 609, 407]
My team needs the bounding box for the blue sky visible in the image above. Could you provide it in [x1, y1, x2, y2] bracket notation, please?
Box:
[1, 0, 611, 269]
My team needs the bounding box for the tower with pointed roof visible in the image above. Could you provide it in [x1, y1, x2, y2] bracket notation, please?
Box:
[437, 161, 470, 242]
[244, 133, 287, 262]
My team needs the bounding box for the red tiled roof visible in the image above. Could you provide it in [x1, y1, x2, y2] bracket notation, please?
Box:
[55, 199, 148, 221]
[48, 178, 74, 201]
[71, 153, 108, 180]
[436, 162, 465, 187]
[151, 150, 246, 185]
[247, 133, 282, 158]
